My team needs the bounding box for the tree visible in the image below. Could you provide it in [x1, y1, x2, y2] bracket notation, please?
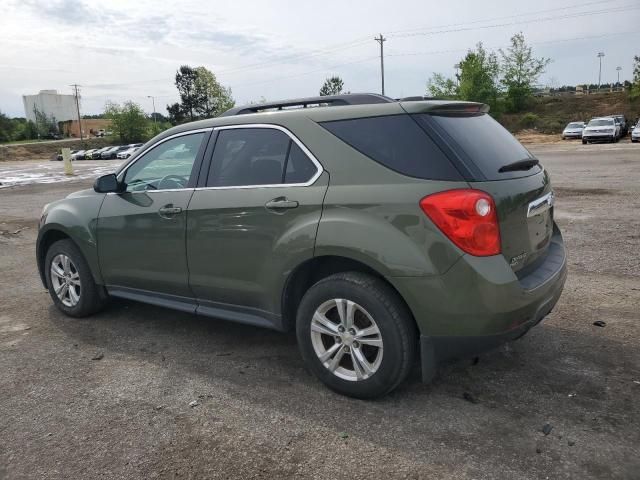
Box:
[631, 55, 640, 100]
[0, 111, 12, 142]
[193, 66, 235, 118]
[426, 73, 458, 99]
[104, 101, 149, 143]
[33, 107, 57, 137]
[175, 65, 199, 121]
[457, 43, 501, 113]
[499, 33, 550, 112]
[169, 65, 235, 123]
[319, 76, 345, 96]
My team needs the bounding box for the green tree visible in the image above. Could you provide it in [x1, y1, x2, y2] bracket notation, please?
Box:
[0, 111, 12, 142]
[457, 43, 501, 113]
[426, 73, 458, 99]
[104, 101, 149, 143]
[193, 66, 235, 118]
[319, 76, 345, 96]
[631, 55, 640, 100]
[33, 107, 57, 137]
[175, 65, 199, 121]
[499, 33, 550, 112]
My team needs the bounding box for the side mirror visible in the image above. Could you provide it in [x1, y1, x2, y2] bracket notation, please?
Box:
[93, 173, 123, 193]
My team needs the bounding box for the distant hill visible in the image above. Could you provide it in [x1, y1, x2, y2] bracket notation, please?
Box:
[500, 92, 639, 134]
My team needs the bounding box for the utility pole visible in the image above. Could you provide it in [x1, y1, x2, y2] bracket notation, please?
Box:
[70, 84, 83, 140]
[374, 34, 387, 96]
[597, 52, 605, 90]
[147, 95, 157, 125]
[616, 66, 622, 85]
[454, 63, 461, 87]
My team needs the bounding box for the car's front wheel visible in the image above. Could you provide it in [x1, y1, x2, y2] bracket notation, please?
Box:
[296, 272, 417, 399]
[45, 239, 107, 317]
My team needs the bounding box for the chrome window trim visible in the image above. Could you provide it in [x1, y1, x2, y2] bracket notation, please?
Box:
[117, 127, 213, 184]
[194, 123, 324, 191]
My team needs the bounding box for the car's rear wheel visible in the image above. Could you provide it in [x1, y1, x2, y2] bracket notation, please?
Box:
[296, 272, 417, 399]
[45, 239, 107, 317]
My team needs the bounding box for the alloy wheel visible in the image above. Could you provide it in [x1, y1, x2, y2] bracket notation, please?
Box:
[310, 298, 383, 381]
[50, 254, 81, 307]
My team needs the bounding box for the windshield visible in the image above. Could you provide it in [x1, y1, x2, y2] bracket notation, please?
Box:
[588, 119, 614, 127]
[567, 123, 584, 128]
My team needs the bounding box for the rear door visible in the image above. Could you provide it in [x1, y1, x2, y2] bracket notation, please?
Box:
[186, 125, 328, 321]
[414, 111, 554, 272]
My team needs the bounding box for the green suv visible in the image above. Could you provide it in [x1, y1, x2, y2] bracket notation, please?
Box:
[37, 94, 567, 398]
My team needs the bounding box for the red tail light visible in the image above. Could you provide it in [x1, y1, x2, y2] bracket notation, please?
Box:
[419, 189, 501, 256]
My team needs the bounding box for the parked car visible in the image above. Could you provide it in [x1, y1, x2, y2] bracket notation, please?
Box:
[82, 149, 98, 160]
[561, 121, 585, 139]
[56, 150, 78, 161]
[36, 94, 567, 398]
[43, 132, 63, 140]
[100, 146, 130, 159]
[631, 123, 640, 143]
[582, 117, 619, 144]
[90, 147, 111, 159]
[70, 150, 86, 160]
[609, 115, 628, 136]
[116, 146, 140, 159]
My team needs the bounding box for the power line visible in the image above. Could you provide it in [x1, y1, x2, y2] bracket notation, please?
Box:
[388, 5, 640, 39]
[384, 0, 620, 36]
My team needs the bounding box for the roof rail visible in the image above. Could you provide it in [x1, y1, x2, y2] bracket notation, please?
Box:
[220, 93, 395, 117]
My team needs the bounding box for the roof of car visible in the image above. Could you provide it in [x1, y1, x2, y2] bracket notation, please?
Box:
[154, 95, 487, 141]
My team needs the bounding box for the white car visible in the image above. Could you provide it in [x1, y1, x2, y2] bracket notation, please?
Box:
[116, 146, 140, 159]
[582, 117, 620, 144]
[562, 121, 585, 140]
[631, 123, 640, 143]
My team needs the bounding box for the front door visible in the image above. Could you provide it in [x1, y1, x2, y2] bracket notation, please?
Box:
[187, 126, 327, 321]
[98, 130, 209, 298]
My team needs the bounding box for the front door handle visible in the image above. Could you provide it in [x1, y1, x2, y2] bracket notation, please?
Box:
[158, 205, 183, 218]
[265, 197, 299, 210]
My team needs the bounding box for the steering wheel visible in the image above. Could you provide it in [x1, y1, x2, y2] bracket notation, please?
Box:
[157, 174, 188, 190]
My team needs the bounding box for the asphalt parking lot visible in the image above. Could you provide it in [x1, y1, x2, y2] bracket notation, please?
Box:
[1, 143, 639, 479]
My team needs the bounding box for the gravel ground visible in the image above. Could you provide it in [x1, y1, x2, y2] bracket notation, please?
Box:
[0, 143, 639, 479]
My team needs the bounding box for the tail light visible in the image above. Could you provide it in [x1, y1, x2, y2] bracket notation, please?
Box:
[419, 189, 501, 256]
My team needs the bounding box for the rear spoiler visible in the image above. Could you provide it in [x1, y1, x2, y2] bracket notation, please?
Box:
[400, 100, 489, 115]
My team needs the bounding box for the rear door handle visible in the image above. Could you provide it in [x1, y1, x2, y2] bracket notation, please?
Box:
[158, 205, 183, 217]
[265, 197, 299, 210]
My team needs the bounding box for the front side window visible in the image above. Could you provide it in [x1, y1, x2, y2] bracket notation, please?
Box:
[206, 128, 318, 187]
[123, 132, 205, 192]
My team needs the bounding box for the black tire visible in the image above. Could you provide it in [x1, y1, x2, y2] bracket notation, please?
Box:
[296, 272, 417, 399]
[44, 239, 107, 317]
[582, 139, 587, 144]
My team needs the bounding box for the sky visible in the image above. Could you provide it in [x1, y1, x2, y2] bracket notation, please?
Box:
[0, 0, 638, 118]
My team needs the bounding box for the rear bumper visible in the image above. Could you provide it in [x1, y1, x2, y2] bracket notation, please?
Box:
[583, 134, 615, 141]
[388, 227, 567, 381]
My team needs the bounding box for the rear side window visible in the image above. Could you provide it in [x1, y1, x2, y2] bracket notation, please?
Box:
[320, 115, 462, 181]
[206, 128, 318, 187]
[417, 113, 540, 181]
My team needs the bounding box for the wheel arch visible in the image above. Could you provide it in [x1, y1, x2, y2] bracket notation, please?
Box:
[281, 255, 419, 336]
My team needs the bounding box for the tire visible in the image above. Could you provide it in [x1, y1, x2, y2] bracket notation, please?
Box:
[44, 239, 107, 317]
[582, 139, 587, 145]
[296, 272, 417, 399]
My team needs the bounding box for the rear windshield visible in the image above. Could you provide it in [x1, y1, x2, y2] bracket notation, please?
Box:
[319, 115, 462, 181]
[415, 113, 540, 181]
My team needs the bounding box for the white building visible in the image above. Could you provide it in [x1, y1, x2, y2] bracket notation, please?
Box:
[22, 90, 77, 124]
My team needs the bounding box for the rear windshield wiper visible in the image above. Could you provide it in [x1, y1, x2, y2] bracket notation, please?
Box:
[498, 158, 539, 173]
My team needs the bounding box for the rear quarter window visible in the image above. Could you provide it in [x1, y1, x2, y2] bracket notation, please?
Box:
[319, 115, 463, 181]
